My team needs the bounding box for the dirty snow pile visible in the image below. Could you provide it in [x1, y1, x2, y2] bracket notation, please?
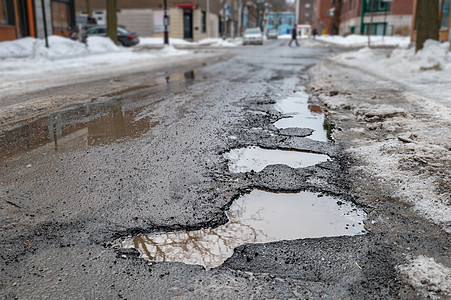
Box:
[398, 255, 451, 299]
[312, 40, 451, 232]
[317, 34, 410, 48]
[0, 35, 189, 95]
[335, 40, 451, 106]
[139, 37, 240, 47]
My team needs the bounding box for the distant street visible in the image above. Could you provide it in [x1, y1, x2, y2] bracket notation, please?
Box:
[1, 39, 449, 299]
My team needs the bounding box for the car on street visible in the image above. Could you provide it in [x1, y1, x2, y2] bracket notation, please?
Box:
[83, 25, 140, 47]
[267, 29, 278, 39]
[242, 28, 263, 45]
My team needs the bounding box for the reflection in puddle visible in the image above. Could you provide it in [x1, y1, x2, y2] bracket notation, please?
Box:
[0, 70, 197, 159]
[119, 190, 366, 269]
[225, 146, 330, 173]
[0, 104, 158, 159]
[274, 90, 331, 142]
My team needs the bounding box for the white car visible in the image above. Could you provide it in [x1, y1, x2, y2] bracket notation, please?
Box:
[243, 28, 263, 45]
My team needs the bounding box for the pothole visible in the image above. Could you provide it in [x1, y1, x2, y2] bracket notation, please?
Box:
[224, 146, 330, 173]
[274, 90, 331, 142]
[0, 70, 197, 159]
[117, 190, 366, 269]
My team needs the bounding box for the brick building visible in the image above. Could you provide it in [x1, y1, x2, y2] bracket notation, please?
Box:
[338, 0, 414, 36]
[75, 0, 241, 41]
[0, 0, 76, 42]
[298, 0, 314, 25]
[312, 0, 333, 35]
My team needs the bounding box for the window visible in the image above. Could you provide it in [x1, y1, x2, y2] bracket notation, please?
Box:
[305, 13, 310, 17]
[52, 1, 70, 28]
[441, 0, 450, 29]
[201, 10, 206, 32]
[349, 0, 353, 11]
[0, 0, 14, 25]
[364, 0, 389, 13]
[305, 3, 311, 8]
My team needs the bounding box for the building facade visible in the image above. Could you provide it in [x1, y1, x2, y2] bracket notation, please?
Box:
[74, 0, 241, 41]
[313, 0, 334, 35]
[298, 0, 314, 25]
[267, 12, 295, 35]
[0, 0, 75, 42]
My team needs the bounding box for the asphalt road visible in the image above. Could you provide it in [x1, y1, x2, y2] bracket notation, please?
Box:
[0, 39, 443, 299]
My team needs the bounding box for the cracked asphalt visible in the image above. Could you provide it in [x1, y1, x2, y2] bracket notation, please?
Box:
[1, 39, 448, 299]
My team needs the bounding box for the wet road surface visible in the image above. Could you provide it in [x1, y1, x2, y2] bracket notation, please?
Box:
[0, 39, 430, 299]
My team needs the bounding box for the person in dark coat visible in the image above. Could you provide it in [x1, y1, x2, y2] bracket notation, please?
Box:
[289, 24, 299, 47]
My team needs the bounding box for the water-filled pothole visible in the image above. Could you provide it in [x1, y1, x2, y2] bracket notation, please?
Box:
[225, 146, 330, 173]
[0, 70, 197, 159]
[118, 190, 366, 269]
[274, 90, 331, 142]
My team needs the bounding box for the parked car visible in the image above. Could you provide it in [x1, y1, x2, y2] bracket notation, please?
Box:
[83, 25, 140, 47]
[267, 29, 278, 40]
[242, 28, 263, 45]
[76, 15, 97, 31]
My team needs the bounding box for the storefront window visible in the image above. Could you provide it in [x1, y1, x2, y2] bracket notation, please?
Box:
[0, 0, 13, 25]
[52, 1, 70, 28]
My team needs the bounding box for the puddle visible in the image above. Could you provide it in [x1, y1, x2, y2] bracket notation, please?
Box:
[225, 146, 330, 173]
[118, 190, 366, 269]
[274, 90, 332, 142]
[0, 71, 197, 159]
[0, 103, 158, 159]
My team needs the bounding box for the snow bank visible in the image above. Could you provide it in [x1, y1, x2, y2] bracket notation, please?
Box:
[0, 35, 124, 60]
[0, 36, 191, 95]
[139, 37, 192, 46]
[140, 37, 240, 47]
[334, 40, 451, 107]
[317, 34, 411, 48]
[398, 256, 451, 299]
[0, 37, 37, 58]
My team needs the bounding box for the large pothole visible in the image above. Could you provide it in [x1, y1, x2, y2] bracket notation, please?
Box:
[117, 190, 366, 269]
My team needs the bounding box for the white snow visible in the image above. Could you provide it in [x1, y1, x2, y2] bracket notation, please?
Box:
[398, 255, 451, 299]
[317, 34, 411, 48]
[314, 39, 451, 232]
[139, 37, 241, 47]
[334, 40, 451, 107]
[0, 36, 201, 96]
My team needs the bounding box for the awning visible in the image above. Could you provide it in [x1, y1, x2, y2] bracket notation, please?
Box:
[176, 4, 197, 9]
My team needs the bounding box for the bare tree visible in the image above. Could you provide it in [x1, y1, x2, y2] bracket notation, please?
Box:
[106, 0, 118, 44]
[415, 0, 439, 52]
[85, 0, 92, 17]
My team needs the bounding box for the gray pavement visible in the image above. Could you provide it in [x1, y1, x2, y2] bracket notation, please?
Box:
[0, 39, 445, 299]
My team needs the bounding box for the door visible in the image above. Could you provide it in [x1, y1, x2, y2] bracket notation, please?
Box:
[183, 9, 192, 39]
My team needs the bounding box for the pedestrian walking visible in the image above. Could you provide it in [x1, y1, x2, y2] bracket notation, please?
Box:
[288, 24, 299, 47]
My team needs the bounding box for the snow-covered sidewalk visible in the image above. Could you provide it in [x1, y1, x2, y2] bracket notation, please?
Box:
[316, 34, 411, 48]
[309, 38, 450, 299]
[0, 36, 237, 98]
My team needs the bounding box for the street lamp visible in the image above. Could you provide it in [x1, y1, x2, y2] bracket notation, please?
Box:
[164, 0, 169, 45]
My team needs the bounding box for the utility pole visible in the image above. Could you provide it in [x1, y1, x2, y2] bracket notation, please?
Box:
[238, 0, 242, 37]
[367, 0, 375, 47]
[206, 0, 210, 37]
[40, 0, 49, 48]
[295, 0, 299, 25]
[223, 0, 227, 40]
[164, 0, 169, 45]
